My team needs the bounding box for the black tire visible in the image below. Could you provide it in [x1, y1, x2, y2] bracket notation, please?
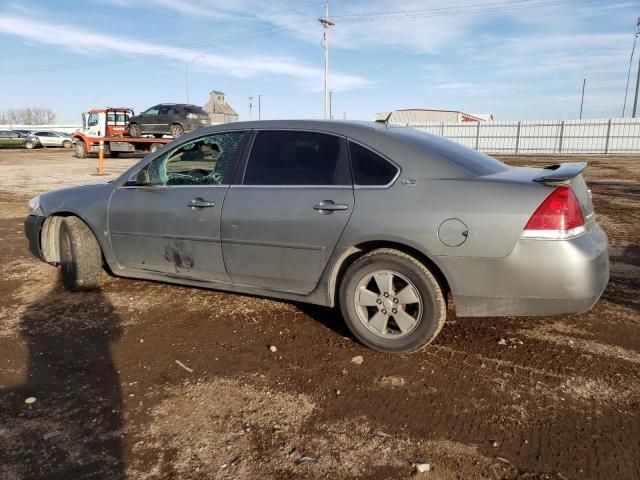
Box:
[59, 217, 102, 291]
[129, 123, 142, 137]
[74, 140, 88, 159]
[339, 248, 446, 354]
[170, 123, 184, 137]
[62, 140, 72, 149]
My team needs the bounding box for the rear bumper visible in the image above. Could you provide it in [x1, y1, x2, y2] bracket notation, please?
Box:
[445, 222, 610, 317]
[24, 214, 46, 261]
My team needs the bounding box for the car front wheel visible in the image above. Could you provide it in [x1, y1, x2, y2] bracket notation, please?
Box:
[129, 123, 142, 137]
[339, 249, 446, 353]
[59, 216, 102, 291]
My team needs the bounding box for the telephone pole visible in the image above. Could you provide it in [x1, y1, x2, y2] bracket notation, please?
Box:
[258, 94, 263, 120]
[579, 78, 586, 119]
[248, 96, 254, 120]
[319, 2, 334, 119]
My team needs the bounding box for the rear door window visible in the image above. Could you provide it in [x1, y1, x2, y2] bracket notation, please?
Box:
[243, 131, 350, 186]
[349, 142, 398, 186]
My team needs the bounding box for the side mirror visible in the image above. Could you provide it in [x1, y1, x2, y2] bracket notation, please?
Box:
[125, 169, 151, 186]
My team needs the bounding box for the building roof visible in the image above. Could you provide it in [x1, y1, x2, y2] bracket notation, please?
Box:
[376, 109, 492, 123]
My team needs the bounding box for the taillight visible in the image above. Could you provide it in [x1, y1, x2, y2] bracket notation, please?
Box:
[522, 186, 586, 239]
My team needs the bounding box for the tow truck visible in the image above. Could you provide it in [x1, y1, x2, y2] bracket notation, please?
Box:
[70, 107, 172, 159]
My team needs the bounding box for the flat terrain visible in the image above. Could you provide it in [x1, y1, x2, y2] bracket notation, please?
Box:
[0, 148, 638, 479]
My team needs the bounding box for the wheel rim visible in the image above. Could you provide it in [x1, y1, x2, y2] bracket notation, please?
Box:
[74, 143, 83, 156]
[171, 125, 183, 137]
[353, 270, 423, 339]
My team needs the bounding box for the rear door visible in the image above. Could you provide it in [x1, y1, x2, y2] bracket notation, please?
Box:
[221, 130, 354, 294]
[108, 131, 248, 282]
[34, 132, 54, 146]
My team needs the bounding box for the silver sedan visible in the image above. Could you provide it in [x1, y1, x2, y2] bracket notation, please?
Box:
[29, 130, 73, 148]
[24, 121, 609, 353]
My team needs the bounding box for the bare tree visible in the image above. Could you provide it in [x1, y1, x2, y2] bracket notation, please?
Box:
[1, 107, 57, 125]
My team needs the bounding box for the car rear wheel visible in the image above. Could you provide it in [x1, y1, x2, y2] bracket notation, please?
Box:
[59, 216, 102, 291]
[129, 123, 142, 137]
[62, 140, 72, 149]
[170, 123, 184, 137]
[339, 249, 446, 353]
[25, 140, 36, 149]
[74, 140, 88, 159]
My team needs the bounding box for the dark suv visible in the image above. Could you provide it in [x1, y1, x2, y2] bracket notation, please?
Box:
[127, 104, 211, 138]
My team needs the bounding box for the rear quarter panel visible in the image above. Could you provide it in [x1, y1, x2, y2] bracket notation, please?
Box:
[340, 174, 551, 260]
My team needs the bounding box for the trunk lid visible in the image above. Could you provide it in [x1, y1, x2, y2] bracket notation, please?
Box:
[480, 162, 595, 221]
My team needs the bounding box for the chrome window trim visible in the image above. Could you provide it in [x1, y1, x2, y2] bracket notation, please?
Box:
[119, 184, 230, 190]
[229, 184, 352, 190]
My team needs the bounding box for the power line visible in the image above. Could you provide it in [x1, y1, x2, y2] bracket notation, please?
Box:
[0, 20, 317, 75]
[333, 0, 598, 22]
[0, 0, 325, 61]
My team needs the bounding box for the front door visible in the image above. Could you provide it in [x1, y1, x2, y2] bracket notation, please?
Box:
[140, 106, 160, 134]
[221, 130, 354, 294]
[108, 131, 248, 282]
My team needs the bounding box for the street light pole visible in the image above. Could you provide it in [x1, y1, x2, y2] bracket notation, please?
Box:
[579, 78, 586, 119]
[319, 1, 334, 119]
[329, 91, 333, 119]
[185, 55, 204, 104]
[258, 95, 262, 120]
[248, 96, 254, 120]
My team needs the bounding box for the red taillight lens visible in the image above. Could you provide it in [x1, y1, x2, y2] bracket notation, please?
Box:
[523, 186, 585, 238]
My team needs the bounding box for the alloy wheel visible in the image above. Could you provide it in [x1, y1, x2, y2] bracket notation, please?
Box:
[353, 269, 423, 339]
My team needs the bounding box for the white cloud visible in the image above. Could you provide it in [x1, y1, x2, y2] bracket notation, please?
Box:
[0, 13, 370, 92]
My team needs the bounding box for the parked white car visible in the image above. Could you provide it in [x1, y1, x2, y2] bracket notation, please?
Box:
[30, 131, 73, 148]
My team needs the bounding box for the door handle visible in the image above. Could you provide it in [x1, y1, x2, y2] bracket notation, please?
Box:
[187, 198, 216, 209]
[313, 200, 349, 213]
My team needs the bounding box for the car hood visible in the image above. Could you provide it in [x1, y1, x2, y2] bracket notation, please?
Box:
[38, 182, 114, 216]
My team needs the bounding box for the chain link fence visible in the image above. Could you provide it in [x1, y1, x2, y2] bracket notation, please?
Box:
[407, 118, 640, 154]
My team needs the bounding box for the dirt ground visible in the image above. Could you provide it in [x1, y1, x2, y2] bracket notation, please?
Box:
[0, 148, 638, 480]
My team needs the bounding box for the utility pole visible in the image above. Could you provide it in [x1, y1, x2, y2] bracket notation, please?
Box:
[258, 94, 262, 120]
[622, 17, 639, 117]
[248, 96, 254, 121]
[319, 1, 334, 119]
[185, 55, 204, 104]
[329, 91, 333, 119]
[579, 78, 586, 119]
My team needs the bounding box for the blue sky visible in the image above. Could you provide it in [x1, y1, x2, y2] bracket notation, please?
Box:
[0, 0, 637, 123]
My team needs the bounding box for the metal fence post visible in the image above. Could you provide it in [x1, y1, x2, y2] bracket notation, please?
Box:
[441, 122, 445, 137]
[475, 122, 481, 150]
[515, 121, 521, 154]
[604, 119, 612, 154]
[558, 120, 565, 153]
